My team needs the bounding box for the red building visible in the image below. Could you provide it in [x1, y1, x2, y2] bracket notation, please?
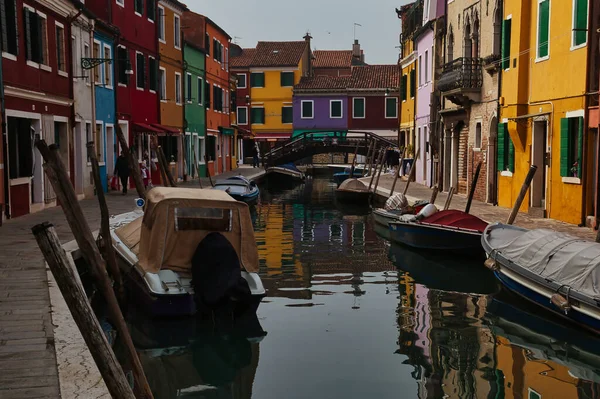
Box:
[230, 44, 255, 163]
[1, 0, 73, 218]
[347, 65, 400, 142]
[312, 40, 366, 78]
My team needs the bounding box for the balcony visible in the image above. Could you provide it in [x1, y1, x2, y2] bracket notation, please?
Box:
[438, 57, 483, 106]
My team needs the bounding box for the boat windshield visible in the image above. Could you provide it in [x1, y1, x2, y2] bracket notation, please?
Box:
[174, 208, 232, 232]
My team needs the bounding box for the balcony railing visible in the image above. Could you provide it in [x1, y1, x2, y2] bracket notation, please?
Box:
[438, 57, 483, 93]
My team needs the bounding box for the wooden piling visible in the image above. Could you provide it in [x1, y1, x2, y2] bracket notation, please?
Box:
[204, 156, 214, 187]
[402, 147, 420, 196]
[154, 145, 169, 187]
[507, 165, 538, 225]
[464, 161, 482, 214]
[86, 142, 123, 301]
[368, 148, 384, 191]
[365, 141, 375, 176]
[192, 147, 203, 188]
[34, 140, 154, 399]
[115, 126, 146, 199]
[389, 147, 406, 196]
[349, 141, 360, 178]
[32, 223, 136, 399]
[429, 185, 439, 205]
[444, 187, 455, 210]
[372, 147, 387, 194]
[157, 146, 177, 187]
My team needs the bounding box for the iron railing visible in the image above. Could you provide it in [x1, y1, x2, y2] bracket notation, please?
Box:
[437, 57, 483, 92]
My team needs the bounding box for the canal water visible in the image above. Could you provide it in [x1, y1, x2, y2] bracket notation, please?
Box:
[129, 175, 600, 399]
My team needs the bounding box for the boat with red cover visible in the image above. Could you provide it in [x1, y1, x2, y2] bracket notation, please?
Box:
[388, 209, 488, 256]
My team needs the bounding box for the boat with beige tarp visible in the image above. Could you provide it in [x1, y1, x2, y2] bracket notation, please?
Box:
[110, 187, 266, 317]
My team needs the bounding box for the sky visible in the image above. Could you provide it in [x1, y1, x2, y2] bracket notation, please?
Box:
[185, 0, 410, 65]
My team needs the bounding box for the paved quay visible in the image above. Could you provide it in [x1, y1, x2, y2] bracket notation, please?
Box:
[0, 165, 263, 399]
[361, 173, 597, 241]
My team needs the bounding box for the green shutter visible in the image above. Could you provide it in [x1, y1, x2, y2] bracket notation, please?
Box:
[401, 75, 407, 101]
[508, 136, 515, 172]
[386, 98, 397, 118]
[251, 108, 264, 124]
[251, 72, 264, 87]
[409, 69, 416, 97]
[502, 19, 512, 69]
[577, 116, 584, 178]
[538, 0, 549, 58]
[560, 117, 570, 177]
[574, 0, 588, 46]
[281, 72, 294, 87]
[282, 107, 293, 123]
[497, 123, 506, 171]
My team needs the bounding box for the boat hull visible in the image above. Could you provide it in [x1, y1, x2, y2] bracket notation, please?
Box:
[333, 171, 364, 186]
[228, 188, 260, 204]
[266, 167, 305, 181]
[335, 189, 371, 204]
[372, 209, 401, 226]
[389, 221, 484, 256]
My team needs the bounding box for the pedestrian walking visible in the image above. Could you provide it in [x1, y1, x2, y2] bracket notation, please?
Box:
[252, 145, 259, 168]
[141, 160, 149, 189]
[114, 151, 130, 195]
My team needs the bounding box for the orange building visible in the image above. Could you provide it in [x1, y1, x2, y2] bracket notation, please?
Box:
[158, 0, 187, 181]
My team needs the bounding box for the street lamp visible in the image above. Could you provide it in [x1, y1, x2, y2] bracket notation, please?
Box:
[80, 57, 133, 75]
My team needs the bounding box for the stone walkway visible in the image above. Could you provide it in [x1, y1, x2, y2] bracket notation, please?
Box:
[362, 173, 596, 240]
[0, 166, 264, 399]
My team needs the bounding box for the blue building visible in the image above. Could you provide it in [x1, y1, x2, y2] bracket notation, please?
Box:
[93, 29, 117, 192]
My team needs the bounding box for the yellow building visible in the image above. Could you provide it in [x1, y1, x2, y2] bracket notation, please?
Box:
[396, 2, 420, 152]
[498, 0, 591, 224]
[158, 0, 187, 180]
[245, 37, 312, 154]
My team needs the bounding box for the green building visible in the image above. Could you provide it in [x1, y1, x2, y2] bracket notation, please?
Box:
[184, 40, 206, 177]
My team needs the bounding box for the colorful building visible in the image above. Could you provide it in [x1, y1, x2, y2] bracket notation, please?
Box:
[158, 0, 187, 181]
[2, 0, 73, 217]
[498, 0, 591, 224]
[587, 1, 600, 228]
[312, 41, 365, 78]
[230, 44, 256, 164]
[397, 2, 421, 151]
[182, 11, 207, 178]
[234, 37, 312, 155]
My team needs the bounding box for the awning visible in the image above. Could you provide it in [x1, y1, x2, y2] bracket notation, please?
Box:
[292, 129, 347, 138]
[133, 123, 163, 133]
[237, 127, 255, 138]
[151, 124, 180, 134]
[254, 133, 291, 141]
[219, 127, 234, 136]
[507, 111, 551, 121]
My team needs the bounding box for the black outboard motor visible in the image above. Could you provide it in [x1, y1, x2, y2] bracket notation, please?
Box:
[191, 232, 252, 319]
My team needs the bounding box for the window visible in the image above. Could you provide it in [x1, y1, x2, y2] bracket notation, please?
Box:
[7, 117, 33, 178]
[103, 45, 112, 87]
[330, 100, 343, 118]
[39, 14, 48, 66]
[301, 100, 314, 119]
[537, 0, 550, 59]
[117, 46, 129, 85]
[410, 69, 416, 97]
[237, 107, 248, 124]
[0, 0, 19, 56]
[573, 0, 588, 47]
[213, 85, 222, 111]
[85, 122, 92, 161]
[116, 0, 124, 6]
[95, 122, 105, 161]
[158, 6, 165, 41]
[205, 80, 211, 108]
[159, 68, 166, 100]
[205, 33, 210, 56]
[136, 52, 145, 89]
[135, 0, 143, 15]
[225, 48, 228, 71]
[282, 106, 293, 123]
[251, 107, 265, 124]
[186, 73, 192, 102]
[206, 135, 216, 161]
[147, 0, 155, 21]
[418, 55, 422, 86]
[93, 41, 101, 83]
[83, 43, 90, 81]
[353, 98, 365, 119]
[385, 97, 398, 118]
[280, 72, 294, 87]
[23, 8, 43, 64]
[174, 15, 181, 49]
[401, 74, 408, 101]
[528, 389, 541, 399]
[475, 123, 482, 149]
[198, 136, 206, 165]
[250, 72, 265, 87]
[561, 116, 584, 178]
[237, 73, 247, 88]
[71, 36, 77, 77]
[213, 38, 218, 60]
[175, 72, 182, 104]
[149, 57, 157, 92]
[497, 123, 515, 172]
[502, 18, 512, 69]
[424, 50, 429, 83]
[197, 77, 203, 105]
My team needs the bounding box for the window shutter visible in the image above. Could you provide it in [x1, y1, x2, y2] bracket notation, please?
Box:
[409, 69, 416, 97]
[401, 75, 407, 101]
[205, 81, 210, 108]
[502, 19, 511, 69]
[560, 117, 570, 177]
[2, 0, 18, 55]
[0, 0, 8, 53]
[497, 123, 506, 171]
[23, 8, 32, 60]
[149, 58, 157, 92]
[147, 0, 155, 21]
[575, 0, 588, 46]
[508, 136, 515, 173]
[577, 116, 584, 178]
[205, 33, 210, 55]
[538, 0, 549, 58]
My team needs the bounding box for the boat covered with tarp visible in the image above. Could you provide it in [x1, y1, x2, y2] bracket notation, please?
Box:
[372, 193, 429, 227]
[265, 162, 305, 181]
[335, 178, 371, 204]
[111, 187, 265, 317]
[333, 165, 366, 186]
[482, 223, 600, 333]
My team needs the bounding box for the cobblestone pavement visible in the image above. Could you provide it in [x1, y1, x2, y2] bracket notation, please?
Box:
[0, 165, 264, 399]
[364, 174, 596, 240]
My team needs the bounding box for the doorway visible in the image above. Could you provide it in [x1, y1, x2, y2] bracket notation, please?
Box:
[530, 120, 548, 217]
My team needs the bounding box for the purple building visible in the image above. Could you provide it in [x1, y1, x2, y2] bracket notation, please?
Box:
[292, 76, 350, 137]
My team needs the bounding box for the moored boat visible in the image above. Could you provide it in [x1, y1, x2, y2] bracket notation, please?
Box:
[265, 163, 305, 182]
[110, 187, 266, 318]
[388, 208, 488, 256]
[332, 165, 366, 186]
[335, 178, 371, 204]
[372, 193, 429, 227]
[213, 175, 259, 203]
[482, 223, 600, 334]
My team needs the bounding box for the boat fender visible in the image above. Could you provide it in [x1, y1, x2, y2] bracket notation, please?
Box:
[551, 288, 572, 314]
[483, 257, 500, 271]
[414, 204, 438, 221]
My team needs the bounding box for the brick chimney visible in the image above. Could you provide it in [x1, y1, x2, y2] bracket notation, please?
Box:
[303, 32, 313, 76]
[352, 39, 364, 63]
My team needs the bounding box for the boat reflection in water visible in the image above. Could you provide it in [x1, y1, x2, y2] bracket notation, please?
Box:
[127, 309, 266, 399]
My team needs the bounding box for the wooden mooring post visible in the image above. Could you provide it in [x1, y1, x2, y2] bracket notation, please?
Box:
[157, 146, 177, 187]
[507, 165, 537, 225]
[444, 187, 455, 210]
[34, 140, 154, 399]
[192, 147, 203, 188]
[429, 185, 439, 205]
[372, 147, 387, 194]
[87, 142, 123, 301]
[204, 155, 214, 187]
[365, 141, 375, 176]
[349, 141, 360, 178]
[389, 147, 407, 196]
[32, 223, 136, 399]
[464, 161, 482, 214]
[115, 126, 146, 199]
[402, 147, 420, 196]
[368, 148, 385, 191]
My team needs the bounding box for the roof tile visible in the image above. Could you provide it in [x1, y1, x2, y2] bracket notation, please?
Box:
[349, 65, 400, 89]
[313, 50, 353, 68]
[230, 48, 256, 68]
[294, 76, 351, 91]
[232, 41, 307, 68]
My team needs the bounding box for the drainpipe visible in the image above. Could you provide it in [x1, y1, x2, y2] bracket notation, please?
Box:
[494, 0, 503, 206]
[581, 1, 595, 227]
[0, 46, 7, 223]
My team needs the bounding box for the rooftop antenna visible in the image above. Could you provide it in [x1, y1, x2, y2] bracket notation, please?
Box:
[353, 22, 362, 41]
